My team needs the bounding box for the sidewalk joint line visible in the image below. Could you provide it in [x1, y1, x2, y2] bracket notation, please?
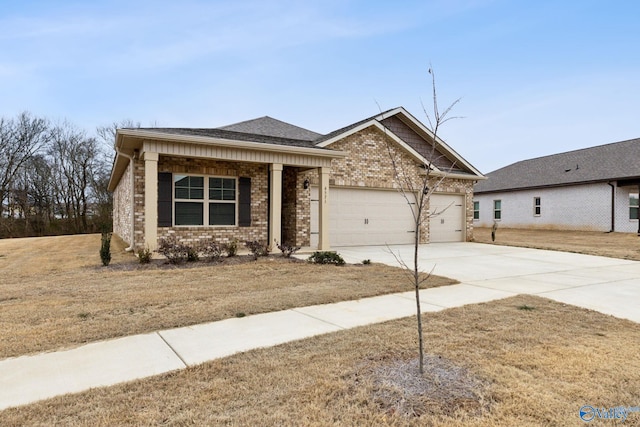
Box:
[156, 331, 189, 368]
[290, 309, 347, 330]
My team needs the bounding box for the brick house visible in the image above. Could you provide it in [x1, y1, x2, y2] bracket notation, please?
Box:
[474, 138, 640, 233]
[107, 107, 484, 251]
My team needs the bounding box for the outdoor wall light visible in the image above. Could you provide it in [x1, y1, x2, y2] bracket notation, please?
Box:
[303, 178, 310, 189]
[423, 186, 430, 195]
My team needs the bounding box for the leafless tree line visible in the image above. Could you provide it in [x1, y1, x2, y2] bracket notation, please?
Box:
[0, 112, 132, 238]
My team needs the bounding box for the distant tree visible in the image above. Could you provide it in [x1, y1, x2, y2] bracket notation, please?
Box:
[0, 112, 50, 220]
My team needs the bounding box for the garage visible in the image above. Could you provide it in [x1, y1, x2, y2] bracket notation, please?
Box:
[310, 187, 416, 247]
[429, 194, 465, 242]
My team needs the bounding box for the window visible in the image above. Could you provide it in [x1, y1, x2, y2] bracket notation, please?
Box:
[493, 200, 501, 220]
[174, 175, 236, 226]
[473, 201, 480, 220]
[534, 197, 541, 216]
[631, 193, 639, 220]
[209, 177, 236, 225]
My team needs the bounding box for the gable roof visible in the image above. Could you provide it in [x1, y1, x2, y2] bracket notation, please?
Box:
[217, 116, 322, 141]
[316, 106, 484, 179]
[475, 138, 640, 193]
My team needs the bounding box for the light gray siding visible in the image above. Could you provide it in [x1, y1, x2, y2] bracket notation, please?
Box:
[473, 182, 639, 232]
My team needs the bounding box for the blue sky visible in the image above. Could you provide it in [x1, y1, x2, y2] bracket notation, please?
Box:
[1, 0, 638, 173]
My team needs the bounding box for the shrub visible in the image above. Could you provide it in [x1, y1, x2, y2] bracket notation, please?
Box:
[307, 251, 345, 266]
[100, 231, 112, 266]
[222, 239, 238, 257]
[137, 247, 152, 264]
[276, 241, 301, 258]
[362, 259, 371, 265]
[186, 245, 200, 262]
[157, 236, 190, 264]
[201, 239, 223, 262]
[245, 240, 270, 260]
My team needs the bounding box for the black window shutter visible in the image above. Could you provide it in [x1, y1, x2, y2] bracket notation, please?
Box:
[238, 177, 251, 227]
[158, 172, 173, 227]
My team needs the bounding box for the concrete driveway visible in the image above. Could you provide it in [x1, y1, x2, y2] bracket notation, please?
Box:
[336, 242, 640, 323]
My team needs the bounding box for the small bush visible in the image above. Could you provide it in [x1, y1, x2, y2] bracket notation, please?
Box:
[201, 239, 223, 262]
[100, 231, 112, 266]
[362, 259, 371, 265]
[137, 247, 152, 264]
[186, 245, 200, 262]
[245, 240, 270, 260]
[158, 236, 190, 264]
[276, 241, 301, 258]
[222, 239, 238, 257]
[307, 251, 345, 266]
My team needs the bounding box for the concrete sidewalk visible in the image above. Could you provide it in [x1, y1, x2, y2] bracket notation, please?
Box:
[1, 242, 638, 411]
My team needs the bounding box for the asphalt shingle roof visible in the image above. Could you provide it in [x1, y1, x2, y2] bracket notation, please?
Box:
[129, 127, 319, 148]
[475, 138, 640, 193]
[217, 116, 322, 141]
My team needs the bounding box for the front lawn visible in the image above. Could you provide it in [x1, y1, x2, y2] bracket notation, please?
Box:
[0, 234, 455, 359]
[2, 294, 639, 426]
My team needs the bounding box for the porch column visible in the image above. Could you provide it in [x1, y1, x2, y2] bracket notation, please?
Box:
[269, 163, 283, 251]
[318, 166, 330, 250]
[143, 151, 159, 251]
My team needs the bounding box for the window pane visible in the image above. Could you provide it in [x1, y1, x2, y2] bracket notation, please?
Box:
[190, 188, 204, 199]
[222, 189, 236, 200]
[175, 202, 203, 225]
[174, 175, 189, 186]
[210, 203, 235, 225]
[494, 211, 501, 220]
[473, 201, 479, 210]
[175, 188, 189, 199]
[211, 177, 222, 188]
[631, 208, 639, 220]
[210, 189, 223, 200]
[631, 194, 639, 207]
[494, 200, 501, 209]
[190, 176, 204, 187]
[223, 178, 236, 190]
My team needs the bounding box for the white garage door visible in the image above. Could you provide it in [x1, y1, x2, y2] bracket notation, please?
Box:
[429, 194, 465, 242]
[310, 187, 416, 247]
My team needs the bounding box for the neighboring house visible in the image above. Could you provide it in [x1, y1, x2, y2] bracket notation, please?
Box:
[107, 107, 484, 252]
[474, 138, 640, 234]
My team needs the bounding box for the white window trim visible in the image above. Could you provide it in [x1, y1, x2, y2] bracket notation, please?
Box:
[173, 174, 238, 227]
[630, 192, 639, 221]
[493, 199, 502, 221]
[533, 197, 541, 217]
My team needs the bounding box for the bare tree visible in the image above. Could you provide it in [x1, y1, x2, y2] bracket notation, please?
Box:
[383, 67, 461, 374]
[0, 112, 50, 219]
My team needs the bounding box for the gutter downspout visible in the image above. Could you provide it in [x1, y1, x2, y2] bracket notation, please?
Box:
[607, 182, 615, 233]
[116, 147, 136, 251]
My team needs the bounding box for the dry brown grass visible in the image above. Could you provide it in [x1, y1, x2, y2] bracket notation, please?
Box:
[474, 227, 640, 261]
[0, 234, 455, 359]
[2, 295, 639, 426]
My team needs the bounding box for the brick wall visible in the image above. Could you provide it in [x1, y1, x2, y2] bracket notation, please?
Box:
[304, 126, 475, 243]
[130, 155, 269, 250]
[112, 161, 133, 246]
[474, 183, 640, 233]
[282, 167, 311, 247]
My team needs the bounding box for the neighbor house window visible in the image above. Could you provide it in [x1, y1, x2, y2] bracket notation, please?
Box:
[534, 197, 541, 216]
[174, 175, 236, 226]
[631, 193, 639, 220]
[493, 200, 501, 220]
[473, 201, 480, 220]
